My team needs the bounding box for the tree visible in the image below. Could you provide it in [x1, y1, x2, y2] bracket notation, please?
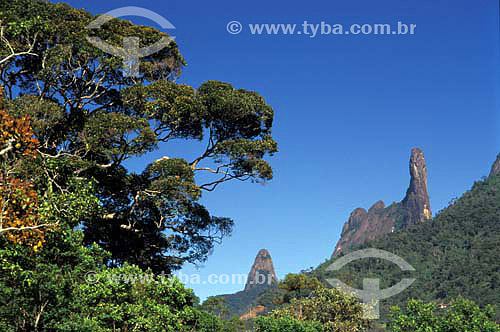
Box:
[202, 296, 230, 319]
[62, 264, 204, 332]
[0, 84, 102, 251]
[254, 274, 327, 317]
[0, 1, 278, 330]
[0, 0, 277, 272]
[389, 298, 500, 332]
[264, 285, 370, 332]
[0, 87, 49, 250]
[278, 273, 323, 304]
[0, 227, 231, 331]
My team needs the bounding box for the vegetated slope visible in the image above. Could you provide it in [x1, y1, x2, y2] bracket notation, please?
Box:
[315, 172, 500, 321]
[219, 284, 276, 317]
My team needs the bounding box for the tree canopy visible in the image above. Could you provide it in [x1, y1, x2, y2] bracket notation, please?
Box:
[0, 0, 277, 272]
[389, 298, 500, 332]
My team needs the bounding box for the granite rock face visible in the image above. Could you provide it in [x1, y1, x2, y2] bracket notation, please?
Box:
[245, 249, 278, 291]
[490, 154, 500, 177]
[332, 148, 432, 257]
[401, 148, 432, 227]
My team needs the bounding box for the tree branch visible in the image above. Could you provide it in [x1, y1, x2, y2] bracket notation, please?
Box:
[0, 26, 38, 67]
[0, 139, 14, 156]
[0, 223, 58, 234]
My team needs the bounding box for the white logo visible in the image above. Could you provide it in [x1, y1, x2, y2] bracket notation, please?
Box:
[326, 248, 416, 319]
[86, 7, 176, 77]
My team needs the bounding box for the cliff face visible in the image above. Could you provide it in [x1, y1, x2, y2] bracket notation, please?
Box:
[332, 148, 432, 257]
[490, 154, 500, 178]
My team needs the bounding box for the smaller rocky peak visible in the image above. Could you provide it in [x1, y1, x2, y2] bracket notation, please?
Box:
[489, 154, 500, 178]
[244, 249, 278, 291]
[369, 200, 385, 212]
[341, 208, 367, 234]
[351, 208, 368, 217]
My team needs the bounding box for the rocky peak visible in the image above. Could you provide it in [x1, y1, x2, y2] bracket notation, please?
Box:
[332, 148, 432, 257]
[401, 148, 432, 226]
[217, 249, 279, 317]
[369, 200, 385, 212]
[490, 154, 500, 177]
[244, 249, 278, 291]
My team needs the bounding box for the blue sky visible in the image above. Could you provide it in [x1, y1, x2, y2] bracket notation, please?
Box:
[63, 0, 499, 301]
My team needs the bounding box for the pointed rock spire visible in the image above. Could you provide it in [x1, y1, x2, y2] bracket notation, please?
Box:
[244, 249, 278, 291]
[401, 148, 432, 226]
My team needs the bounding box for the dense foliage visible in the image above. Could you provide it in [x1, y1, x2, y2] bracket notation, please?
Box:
[256, 282, 369, 332]
[255, 315, 323, 332]
[242, 273, 324, 317]
[389, 298, 500, 332]
[0, 227, 231, 331]
[0, 96, 45, 249]
[248, 274, 499, 331]
[0, 0, 277, 273]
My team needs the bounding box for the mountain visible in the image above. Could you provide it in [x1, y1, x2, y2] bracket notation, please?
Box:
[217, 249, 278, 317]
[332, 148, 432, 257]
[244, 249, 278, 291]
[315, 154, 500, 321]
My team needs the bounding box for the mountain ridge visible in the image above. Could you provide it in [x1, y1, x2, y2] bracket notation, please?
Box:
[332, 148, 432, 257]
[316, 154, 500, 321]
